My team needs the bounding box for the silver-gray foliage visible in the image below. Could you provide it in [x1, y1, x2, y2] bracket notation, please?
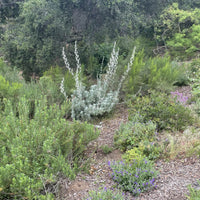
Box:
[61, 41, 136, 120]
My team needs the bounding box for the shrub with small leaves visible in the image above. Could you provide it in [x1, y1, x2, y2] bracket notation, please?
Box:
[0, 97, 99, 199]
[108, 159, 158, 196]
[122, 148, 146, 163]
[84, 187, 127, 200]
[124, 54, 188, 98]
[128, 91, 194, 131]
[114, 113, 157, 151]
[0, 74, 22, 99]
[138, 140, 161, 160]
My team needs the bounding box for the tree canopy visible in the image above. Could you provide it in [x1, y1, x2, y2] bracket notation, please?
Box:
[1, 0, 200, 78]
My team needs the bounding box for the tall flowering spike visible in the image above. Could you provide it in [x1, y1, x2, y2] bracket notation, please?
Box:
[60, 77, 67, 98]
[62, 47, 74, 76]
[103, 42, 119, 90]
[117, 46, 136, 93]
[61, 41, 136, 120]
[73, 41, 83, 96]
[74, 41, 81, 74]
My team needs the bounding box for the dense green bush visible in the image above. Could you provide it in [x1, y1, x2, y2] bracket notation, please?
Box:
[0, 59, 24, 83]
[0, 97, 99, 199]
[114, 113, 157, 151]
[43, 66, 76, 98]
[137, 140, 161, 160]
[108, 159, 157, 196]
[17, 76, 67, 107]
[146, 56, 188, 90]
[124, 53, 188, 98]
[128, 91, 194, 131]
[123, 141, 161, 161]
[155, 3, 200, 59]
[123, 50, 146, 96]
[122, 148, 146, 163]
[0, 74, 22, 100]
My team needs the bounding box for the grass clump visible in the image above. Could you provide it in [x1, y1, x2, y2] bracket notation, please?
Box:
[84, 187, 127, 200]
[187, 183, 200, 200]
[100, 145, 113, 154]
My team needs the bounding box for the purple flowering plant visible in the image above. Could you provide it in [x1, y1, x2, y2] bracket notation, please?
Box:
[170, 91, 189, 105]
[108, 158, 158, 196]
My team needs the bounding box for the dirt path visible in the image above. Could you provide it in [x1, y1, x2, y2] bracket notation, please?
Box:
[59, 87, 200, 200]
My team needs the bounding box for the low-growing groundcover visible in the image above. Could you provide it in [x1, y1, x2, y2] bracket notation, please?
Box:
[84, 187, 128, 200]
[0, 97, 99, 199]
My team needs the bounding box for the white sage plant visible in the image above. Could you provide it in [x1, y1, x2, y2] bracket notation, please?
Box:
[61, 41, 136, 121]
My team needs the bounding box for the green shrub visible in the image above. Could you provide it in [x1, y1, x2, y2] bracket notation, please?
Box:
[114, 113, 157, 151]
[190, 61, 200, 99]
[0, 74, 22, 99]
[122, 148, 146, 163]
[123, 50, 147, 96]
[100, 145, 113, 154]
[124, 53, 188, 98]
[0, 97, 99, 199]
[187, 184, 200, 200]
[43, 66, 76, 98]
[123, 141, 161, 162]
[128, 91, 194, 131]
[147, 56, 188, 90]
[154, 3, 200, 59]
[84, 187, 127, 200]
[108, 159, 157, 196]
[194, 99, 200, 116]
[0, 59, 23, 83]
[19, 77, 66, 106]
[137, 140, 161, 160]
